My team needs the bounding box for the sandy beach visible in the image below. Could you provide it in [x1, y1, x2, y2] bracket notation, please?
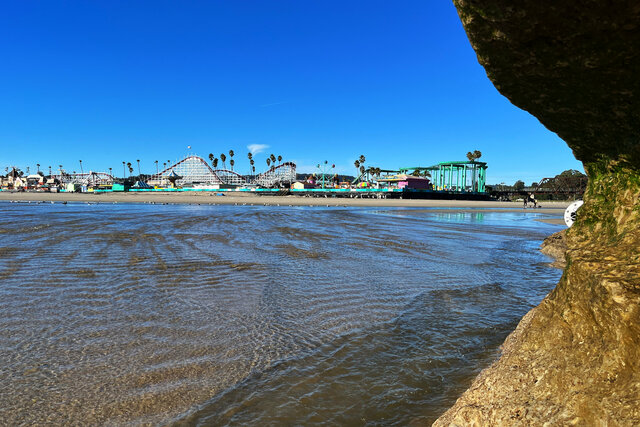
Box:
[0, 191, 570, 225]
[0, 190, 570, 208]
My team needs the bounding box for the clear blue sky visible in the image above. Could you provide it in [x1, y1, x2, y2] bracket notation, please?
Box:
[0, 0, 583, 184]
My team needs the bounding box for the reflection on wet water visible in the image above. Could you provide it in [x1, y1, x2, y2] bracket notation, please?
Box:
[0, 202, 563, 425]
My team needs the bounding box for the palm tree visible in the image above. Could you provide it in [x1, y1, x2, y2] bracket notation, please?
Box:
[359, 155, 366, 164]
[209, 153, 214, 163]
[136, 159, 141, 175]
[466, 150, 482, 162]
[277, 155, 282, 165]
[270, 154, 276, 165]
[36, 163, 40, 173]
[154, 160, 158, 176]
[48, 165, 52, 177]
[250, 159, 255, 176]
[109, 167, 113, 177]
[220, 153, 226, 169]
[79, 160, 83, 174]
[266, 158, 271, 168]
[229, 150, 235, 171]
[122, 161, 126, 178]
[354, 160, 360, 178]
[212, 158, 219, 168]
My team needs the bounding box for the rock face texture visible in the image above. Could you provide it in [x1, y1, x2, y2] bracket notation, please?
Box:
[539, 230, 567, 269]
[450, 1, 640, 168]
[435, 2, 640, 425]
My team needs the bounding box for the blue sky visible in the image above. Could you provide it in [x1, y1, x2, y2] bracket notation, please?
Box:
[0, 0, 583, 184]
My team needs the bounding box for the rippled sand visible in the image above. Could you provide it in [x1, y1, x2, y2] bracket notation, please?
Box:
[0, 203, 563, 425]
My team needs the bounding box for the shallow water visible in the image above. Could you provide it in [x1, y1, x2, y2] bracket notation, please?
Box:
[0, 202, 563, 425]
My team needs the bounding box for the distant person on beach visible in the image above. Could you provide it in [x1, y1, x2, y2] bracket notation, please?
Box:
[524, 193, 537, 208]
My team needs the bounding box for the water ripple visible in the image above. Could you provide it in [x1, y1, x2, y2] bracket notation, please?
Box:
[0, 202, 563, 425]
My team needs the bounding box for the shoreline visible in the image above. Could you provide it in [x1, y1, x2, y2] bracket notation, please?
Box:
[0, 191, 571, 211]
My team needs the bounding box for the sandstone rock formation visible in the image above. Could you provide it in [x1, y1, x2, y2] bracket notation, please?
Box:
[540, 230, 567, 269]
[435, 2, 640, 425]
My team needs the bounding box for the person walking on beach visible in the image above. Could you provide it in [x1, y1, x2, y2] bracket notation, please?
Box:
[524, 192, 537, 208]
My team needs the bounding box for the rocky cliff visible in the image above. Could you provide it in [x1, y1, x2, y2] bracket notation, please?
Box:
[435, 2, 640, 425]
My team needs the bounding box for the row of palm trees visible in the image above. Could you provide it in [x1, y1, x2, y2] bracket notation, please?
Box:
[75, 151, 291, 180]
[354, 154, 367, 177]
[30, 160, 134, 179]
[42, 150, 481, 181]
[352, 155, 386, 182]
[353, 155, 382, 178]
[208, 151, 284, 176]
[353, 154, 431, 180]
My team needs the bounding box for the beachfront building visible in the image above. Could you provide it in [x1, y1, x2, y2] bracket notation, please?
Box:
[291, 181, 315, 190]
[1, 168, 26, 190]
[376, 174, 431, 189]
[25, 174, 45, 189]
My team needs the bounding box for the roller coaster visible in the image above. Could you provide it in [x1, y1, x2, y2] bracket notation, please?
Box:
[154, 155, 296, 188]
[54, 171, 114, 186]
[253, 162, 297, 187]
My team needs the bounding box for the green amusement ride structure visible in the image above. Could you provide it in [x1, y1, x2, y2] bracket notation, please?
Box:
[399, 160, 487, 193]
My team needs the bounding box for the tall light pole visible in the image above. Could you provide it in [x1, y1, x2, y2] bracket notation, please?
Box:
[79, 160, 83, 174]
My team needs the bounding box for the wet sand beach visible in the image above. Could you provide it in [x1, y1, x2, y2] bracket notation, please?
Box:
[0, 190, 571, 210]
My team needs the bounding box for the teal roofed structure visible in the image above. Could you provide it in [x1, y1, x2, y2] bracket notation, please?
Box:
[399, 160, 487, 193]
